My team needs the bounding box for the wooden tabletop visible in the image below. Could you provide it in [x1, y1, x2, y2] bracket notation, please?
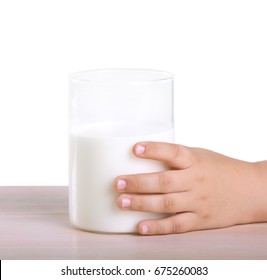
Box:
[0, 186, 267, 260]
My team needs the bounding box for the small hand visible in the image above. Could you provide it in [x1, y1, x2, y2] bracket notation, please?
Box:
[114, 142, 267, 235]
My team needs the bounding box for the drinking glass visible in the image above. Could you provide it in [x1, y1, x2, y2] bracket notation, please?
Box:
[69, 69, 174, 233]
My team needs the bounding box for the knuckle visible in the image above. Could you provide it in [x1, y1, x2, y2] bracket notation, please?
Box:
[201, 212, 210, 220]
[154, 222, 162, 234]
[171, 219, 186, 233]
[172, 220, 181, 233]
[198, 193, 208, 202]
[133, 175, 142, 192]
[158, 173, 171, 193]
[173, 145, 195, 168]
[172, 144, 181, 159]
[195, 174, 206, 185]
[135, 196, 144, 211]
[162, 196, 175, 212]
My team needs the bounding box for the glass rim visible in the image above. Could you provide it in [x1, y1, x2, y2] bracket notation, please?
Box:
[69, 68, 173, 85]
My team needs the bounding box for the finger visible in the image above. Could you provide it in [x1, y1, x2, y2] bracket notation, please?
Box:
[133, 142, 194, 169]
[137, 212, 198, 235]
[114, 170, 191, 194]
[117, 192, 192, 214]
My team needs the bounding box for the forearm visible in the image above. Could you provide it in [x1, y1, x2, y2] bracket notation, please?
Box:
[255, 160, 267, 184]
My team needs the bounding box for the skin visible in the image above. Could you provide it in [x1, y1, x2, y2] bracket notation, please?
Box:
[114, 142, 267, 235]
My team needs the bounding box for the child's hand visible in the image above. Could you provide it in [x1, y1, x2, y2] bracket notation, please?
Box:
[114, 142, 267, 235]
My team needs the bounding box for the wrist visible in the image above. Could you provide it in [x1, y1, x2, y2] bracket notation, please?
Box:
[250, 161, 267, 222]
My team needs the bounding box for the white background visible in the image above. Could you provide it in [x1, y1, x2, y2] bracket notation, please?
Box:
[0, 0, 266, 186]
[2, 260, 267, 280]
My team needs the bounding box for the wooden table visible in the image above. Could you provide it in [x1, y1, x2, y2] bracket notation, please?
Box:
[0, 186, 267, 260]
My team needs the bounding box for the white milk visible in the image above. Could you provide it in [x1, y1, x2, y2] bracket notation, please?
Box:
[69, 122, 174, 233]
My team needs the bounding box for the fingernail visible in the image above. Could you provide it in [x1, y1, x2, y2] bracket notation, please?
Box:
[142, 224, 149, 234]
[121, 197, 131, 208]
[117, 179, 126, 191]
[135, 144, 145, 155]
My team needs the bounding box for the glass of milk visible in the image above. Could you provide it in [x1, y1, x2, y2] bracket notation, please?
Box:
[69, 69, 174, 233]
